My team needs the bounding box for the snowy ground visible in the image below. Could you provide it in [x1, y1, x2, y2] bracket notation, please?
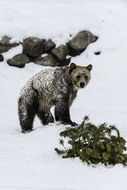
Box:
[0, 0, 127, 189]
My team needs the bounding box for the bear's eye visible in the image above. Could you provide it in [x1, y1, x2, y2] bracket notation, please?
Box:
[85, 76, 88, 81]
[76, 75, 81, 80]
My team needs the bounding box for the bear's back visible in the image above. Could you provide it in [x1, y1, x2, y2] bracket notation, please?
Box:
[32, 69, 55, 93]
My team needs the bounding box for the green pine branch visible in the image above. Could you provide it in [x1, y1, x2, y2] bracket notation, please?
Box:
[55, 116, 127, 166]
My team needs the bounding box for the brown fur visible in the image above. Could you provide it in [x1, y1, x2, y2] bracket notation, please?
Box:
[18, 63, 92, 132]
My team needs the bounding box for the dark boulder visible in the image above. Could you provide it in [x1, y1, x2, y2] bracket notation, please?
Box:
[58, 58, 71, 66]
[51, 45, 69, 61]
[0, 36, 20, 53]
[34, 54, 59, 66]
[35, 54, 71, 67]
[7, 54, 30, 68]
[0, 54, 4, 62]
[23, 37, 45, 58]
[44, 39, 56, 53]
[67, 31, 98, 56]
[94, 51, 101, 55]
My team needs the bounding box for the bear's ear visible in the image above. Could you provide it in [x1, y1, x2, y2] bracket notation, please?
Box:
[87, 64, 93, 71]
[69, 63, 76, 73]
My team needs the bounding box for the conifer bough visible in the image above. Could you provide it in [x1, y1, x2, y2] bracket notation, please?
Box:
[55, 116, 127, 166]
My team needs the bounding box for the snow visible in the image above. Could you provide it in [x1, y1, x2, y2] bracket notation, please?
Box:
[0, 0, 127, 189]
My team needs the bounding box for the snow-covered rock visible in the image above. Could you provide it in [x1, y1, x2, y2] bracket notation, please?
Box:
[44, 39, 56, 53]
[67, 30, 98, 56]
[7, 53, 30, 68]
[23, 37, 45, 58]
[35, 54, 59, 66]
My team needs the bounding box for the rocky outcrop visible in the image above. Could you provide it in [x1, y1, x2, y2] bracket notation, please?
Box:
[58, 57, 71, 66]
[67, 31, 98, 56]
[3, 30, 98, 68]
[51, 45, 71, 66]
[7, 54, 30, 68]
[23, 37, 45, 58]
[0, 54, 4, 62]
[35, 54, 58, 66]
[51, 45, 69, 61]
[44, 39, 56, 53]
[0, 36, 20, 53]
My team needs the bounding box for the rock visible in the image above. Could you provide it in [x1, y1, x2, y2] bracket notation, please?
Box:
[67, 31, 98, 56]
[35, 54, 71, 67]
[35, 54, 59, 66]
[23, 37, 45, 58]
[7, 54, 30, 68]
[0, 36, 20, 53]
[58, 58, 71, 66]
[0, 36, 11, 44]
[51, 45, 69, 61]
[94, 51, 101, 55]
[0, 54, 4, 62]
[44, 39, 56, 53]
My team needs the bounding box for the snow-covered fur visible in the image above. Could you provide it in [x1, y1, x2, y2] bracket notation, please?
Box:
[18, 63, 92, 132]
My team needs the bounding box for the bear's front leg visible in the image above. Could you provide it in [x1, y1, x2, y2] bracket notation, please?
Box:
[37, 110, 54, 125]
[54, 99, 77, 126]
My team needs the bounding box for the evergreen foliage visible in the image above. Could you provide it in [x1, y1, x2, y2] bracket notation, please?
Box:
[55, 116, 127, 166]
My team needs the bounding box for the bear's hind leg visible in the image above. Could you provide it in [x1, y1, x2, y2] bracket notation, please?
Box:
[37, 110, 54, 125]
[21, 115, 35, 133]
[18, 98, 36, 133]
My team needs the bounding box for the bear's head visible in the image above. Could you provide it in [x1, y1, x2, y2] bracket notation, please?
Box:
[69, 63, 92, 89]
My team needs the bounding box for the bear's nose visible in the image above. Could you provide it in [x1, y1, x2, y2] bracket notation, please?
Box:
[95, 36, 98, 40]
[80, 82, 85, 88]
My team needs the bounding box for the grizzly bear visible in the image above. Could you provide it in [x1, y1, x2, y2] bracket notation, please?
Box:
[18, 63, 92, 133]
